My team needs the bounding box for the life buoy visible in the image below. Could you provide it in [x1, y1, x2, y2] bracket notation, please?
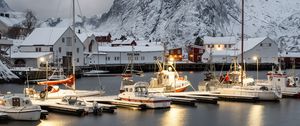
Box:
[40, 91, 46, 99]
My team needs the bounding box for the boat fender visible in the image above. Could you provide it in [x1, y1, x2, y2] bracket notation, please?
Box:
[40, 91, 46, 99]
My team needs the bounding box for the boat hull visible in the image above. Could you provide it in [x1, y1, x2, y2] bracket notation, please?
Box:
[0, 108, 41, 121]
[119, 98, 171, 109]
[219, 88, 281, 101]
[34, 89, 103, 99]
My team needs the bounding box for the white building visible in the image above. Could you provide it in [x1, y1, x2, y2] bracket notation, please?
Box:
[0, 12, 25, 34]
[14, 27, 85, 68]
[203, 36, 236, 50]
[85, 40, 164, 65]
[202, 37, 278, 64]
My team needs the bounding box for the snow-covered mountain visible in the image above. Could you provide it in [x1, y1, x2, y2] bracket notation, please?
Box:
[0, 0, 11, 12]
[90, 0, 300, 48]
[7, 0, 300, 50]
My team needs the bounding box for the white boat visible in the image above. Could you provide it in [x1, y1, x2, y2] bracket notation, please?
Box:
[199, 68, 282, 101]
[54, 96, 102, 115]
[25, 86, 104, 99]
[83, 70, 110, 77]
[0, 93, 42, 121]
[119, 80, 171, 109]
[261, 66, 300, 98]
[149, 60, 191, 93]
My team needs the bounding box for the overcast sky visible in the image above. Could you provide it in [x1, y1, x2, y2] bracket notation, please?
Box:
[5, 0, 113, 20]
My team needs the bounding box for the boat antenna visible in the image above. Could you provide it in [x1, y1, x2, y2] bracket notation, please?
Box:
[72, 0, 76, 90]
[240, 0, 244, 86]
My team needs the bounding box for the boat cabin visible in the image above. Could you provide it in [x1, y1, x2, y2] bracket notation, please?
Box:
[0, 94, 32, 107]
[122, 82, 149, 97]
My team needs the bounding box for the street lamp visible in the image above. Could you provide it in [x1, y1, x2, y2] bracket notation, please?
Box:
[253, 56, 258, 81]
[40, 57, 48, 82]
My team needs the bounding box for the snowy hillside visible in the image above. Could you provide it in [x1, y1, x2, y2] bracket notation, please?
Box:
[17, 0, 300, 50]
[0, 0, 11, 12]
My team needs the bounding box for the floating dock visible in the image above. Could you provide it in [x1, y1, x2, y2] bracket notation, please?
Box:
[164, 93, 218, 104]
[184, 91, 259, 102]
[83, 96, 147, 110]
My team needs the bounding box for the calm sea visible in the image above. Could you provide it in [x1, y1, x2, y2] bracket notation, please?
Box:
[1, 70, 300, 126]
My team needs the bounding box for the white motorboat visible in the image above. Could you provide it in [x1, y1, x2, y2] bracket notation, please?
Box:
[83, 70, 109, 77]
[149, 60, 191, 93]
[0, 93, 42, 121]
[261, 67, 300, 98]
[119, 80, 171, 109]
[51, 96, 102, 116]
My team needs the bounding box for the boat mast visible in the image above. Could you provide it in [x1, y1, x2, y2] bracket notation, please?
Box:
[241, 0, 244, 86]
[72, 0, 76, 90]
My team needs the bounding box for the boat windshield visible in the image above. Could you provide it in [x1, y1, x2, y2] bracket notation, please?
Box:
[135, 87, 148, 96]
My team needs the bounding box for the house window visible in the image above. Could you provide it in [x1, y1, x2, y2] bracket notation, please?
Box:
[228, 45, 231, 48]
[77, 58, 79, 62]
[59, 47, 61, 53]
[35, 47, 41, 52]
[141, 56, 145, 60]
[106, 57, 110, 61]
[135, 56, 138, 60]
[62, 38, 65, 43]
[66, 52, 72, 56]
[260, 43, 263, 46]
[211, 45, 214, 48]
[77, 48, 79, 53]
[115, 57, 120, 61]
[153, 56, 157, 60]
[269, 43, 272, 47]
[177, 49, 181, 54]
[224, 44, 227, 48]
[218, 45, 221, 48]
[66, 37, 72, 46]
[50, 47, 53, 52]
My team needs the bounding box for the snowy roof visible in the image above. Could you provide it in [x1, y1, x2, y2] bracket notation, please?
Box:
[21, 27, 69, 46]
[76, 32, 93, 42]
[111, 39, 134, 45]
[232, 37, 267, 54]
[11, 52, 52, 58]
[98, 45, 164, 52]
[203, 36, 237, 45]
[205, 37, 268, 56]
[111, 39, 161, 46]
[0, 16, 24, 27]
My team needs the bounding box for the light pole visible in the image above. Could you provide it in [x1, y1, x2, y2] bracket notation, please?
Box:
[253, 56, 258, 81]
[40, 57, 48, 84]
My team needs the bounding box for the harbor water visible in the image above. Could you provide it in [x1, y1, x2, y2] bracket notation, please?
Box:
[1, 70, 300, 126]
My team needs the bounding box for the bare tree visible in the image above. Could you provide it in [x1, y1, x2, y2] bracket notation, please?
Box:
[22, 10, 37, 35]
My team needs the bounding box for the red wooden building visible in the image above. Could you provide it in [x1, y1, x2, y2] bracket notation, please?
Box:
[169, 48, 182, 61]
[188, 45, 205, 62]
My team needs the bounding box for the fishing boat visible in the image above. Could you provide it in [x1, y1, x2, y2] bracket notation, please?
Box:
[148, 43, 191, 93]
[0, 93, 42, 121]
[118, 81, 171, 109]
[261, 66, 300, 98]
[148, 60, 191, 92]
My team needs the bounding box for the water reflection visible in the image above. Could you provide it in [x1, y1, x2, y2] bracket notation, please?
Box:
[37, 114, 76, 126]
[247, 105, 264, 126]
[160, 105, 187, 126]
